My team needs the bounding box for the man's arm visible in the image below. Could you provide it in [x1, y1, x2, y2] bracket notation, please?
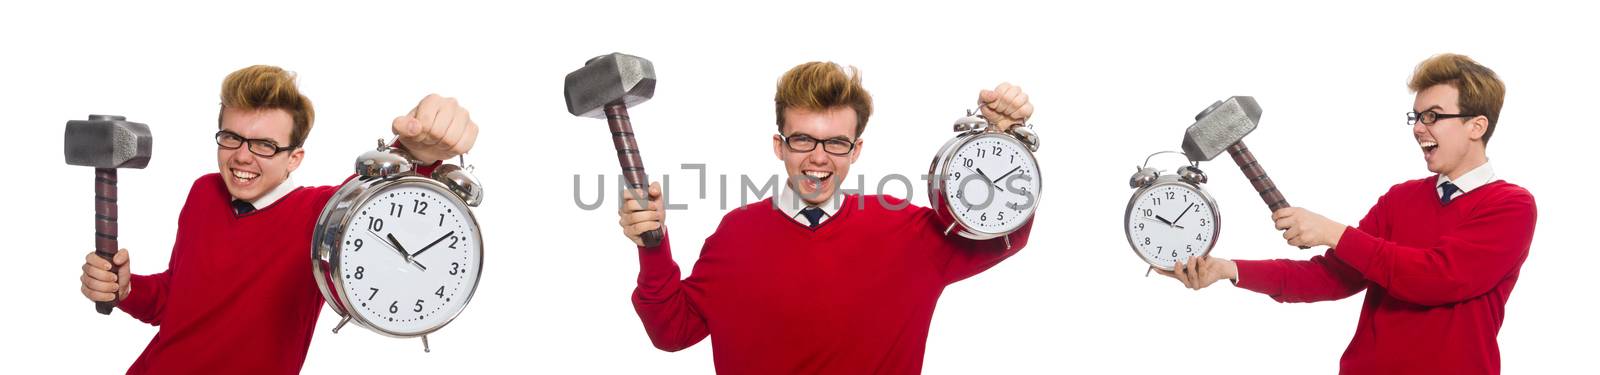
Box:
[631, 231, 710, 351]
[1332, 190, 1536, 306]
[928, 218, 1034, 284]
[620, 183, 709, 351]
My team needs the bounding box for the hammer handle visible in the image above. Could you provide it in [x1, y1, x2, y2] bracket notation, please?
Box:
[94, 168, 119, 315]
[1226, 141, 1310, 249]
[604, 104, 663, 248]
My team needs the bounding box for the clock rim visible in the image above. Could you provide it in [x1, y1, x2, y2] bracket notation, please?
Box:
[928, 132, 1042, 240]
[312, 174, 486, 338]
[1123, 175, 1221, 272]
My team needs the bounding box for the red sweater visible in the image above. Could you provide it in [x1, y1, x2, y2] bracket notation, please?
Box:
[633, 194, 1032, 374]
[118, 174, 339, 374]
[1234, 176, 1536, 374]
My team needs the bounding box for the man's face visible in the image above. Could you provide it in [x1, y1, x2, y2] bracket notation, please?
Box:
[217, 108, 303, 201]
[772, 107, 863, 205]
[1412, 84, 1487, 178]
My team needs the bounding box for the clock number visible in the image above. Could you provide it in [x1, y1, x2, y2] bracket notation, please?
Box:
[352, 238, 363, 251]
[997, 211, 1005, 221]
[413, 200, 429, 215]
[413, 299, 425, 312]
[354, 266, 365, 280]
[1143, 237, 1151, 246]
[953, 171, 961, 180]
[1010, 154, 1015, 163]
[389, 202, 404, 217]
[389, 301, 399, 314]
[1198, 218, 1208, 227]
[963, 158, 974, 168]
[434, 285, 446, 298]
[1195, 233, 1203, 241]
[1171, 249, 1178, 258]
[438, 213, 446, 227]
[1186, 244, 1194, 253]
[448, 236, 459, 249]
[977, 149, 987, 158]
[1142, 209, 1153, 217]
[368, 217, 384, 231]
[980, 212, 988, 222]
[449, 262, 461, 276]
[1152, 197, 1162, 205]
[1193, 205, 1201, 213]
[1166, 191, 1176, 200]
[992, 146, 1003, 156]
[1136, 222, 1145, 230]
[368, 287, 379, 299]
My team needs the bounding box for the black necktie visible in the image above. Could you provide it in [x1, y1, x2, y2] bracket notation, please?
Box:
[800, 207, 824, 228]
[1439, 181, 1460, 205]
[231, 199, 256, 215]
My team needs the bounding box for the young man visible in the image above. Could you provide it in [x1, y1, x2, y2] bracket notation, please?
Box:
[1162, 54, 1537, 374]
[77, 65, 480, 374]
[617, 62, 1037, 373]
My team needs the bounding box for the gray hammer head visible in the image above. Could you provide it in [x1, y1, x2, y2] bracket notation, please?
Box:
[64, 115, 152, 169]
[1181, 96, 1262, 162]
[564, 52, 656, 118]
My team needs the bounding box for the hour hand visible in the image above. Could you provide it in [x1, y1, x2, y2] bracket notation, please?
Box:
[378, 232, 427, 271]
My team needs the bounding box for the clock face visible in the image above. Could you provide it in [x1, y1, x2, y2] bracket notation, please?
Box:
[338, 183, 481, 335]
[1126, 182, 1218, 270]
[942, 134, 1040, 234]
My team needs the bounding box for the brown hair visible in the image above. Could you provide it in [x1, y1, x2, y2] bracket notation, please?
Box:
[774, 62, 873, 138]
[218, 65, 315, 148]
[1408, 53, 1505, 144]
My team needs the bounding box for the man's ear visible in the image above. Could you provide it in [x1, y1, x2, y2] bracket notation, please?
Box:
[848, 138, 865, 164]
[772, 134, 785, 160]
[286, 148, 305, 174]
[1468, 115, 1490, 142]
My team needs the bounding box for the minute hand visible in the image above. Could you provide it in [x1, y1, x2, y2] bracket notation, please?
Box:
[410, 231, 456, 258]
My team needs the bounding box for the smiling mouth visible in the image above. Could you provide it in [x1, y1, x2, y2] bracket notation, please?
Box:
[1420, 140, 1438, 154]
[800, 170, 833, 191]
[230, 168, 260, 184]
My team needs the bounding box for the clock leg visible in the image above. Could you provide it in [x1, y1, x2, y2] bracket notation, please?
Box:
[332, 316, 351, 334]
[421, 335, 431, 353]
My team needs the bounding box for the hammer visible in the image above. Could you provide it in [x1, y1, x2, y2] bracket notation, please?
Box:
[564, 52, 663, 247]
[64, 114, 152, 314]
[1181, 97, 1307, 249]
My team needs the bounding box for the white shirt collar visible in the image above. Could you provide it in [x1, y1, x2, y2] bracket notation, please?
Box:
[245, 177, 297, 209]
[1437, 161, 1497, 200]
[777, 181, 842, 226]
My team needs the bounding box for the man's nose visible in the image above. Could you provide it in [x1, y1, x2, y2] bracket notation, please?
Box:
[230, 146, 256, 164]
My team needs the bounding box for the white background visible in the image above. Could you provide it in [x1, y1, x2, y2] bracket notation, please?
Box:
[3, 1, 1593, 373]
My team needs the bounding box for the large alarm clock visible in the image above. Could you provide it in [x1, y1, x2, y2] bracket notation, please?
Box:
[1124, 152, 1220, 272]
[928, 109, 1041, 245]
[313, 139, 485, 352]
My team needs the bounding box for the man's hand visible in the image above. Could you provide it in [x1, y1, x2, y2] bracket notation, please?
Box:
[1156, 255, 1237, 290]
[393, 94, 480, 164]
[81, 249, 130, 302]
[618, 182, 665, 247]
[978, 82, 1033, 132]
[1272, 207, 1347, 248]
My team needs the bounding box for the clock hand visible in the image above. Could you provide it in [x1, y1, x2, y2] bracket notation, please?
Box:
[382, 232, 428, 271]
[1152, 214, 1190, 230]
[1171, 203, 1196, 224]
[410, 231, 456, 258]
[970, 166, 1009, 193]
[993, 166, 1022, 184]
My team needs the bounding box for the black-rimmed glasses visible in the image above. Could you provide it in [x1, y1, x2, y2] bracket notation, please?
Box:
[779, 133, 856, 156]
[1407, 110, 1478, 126]
[216, 130, 296, 157]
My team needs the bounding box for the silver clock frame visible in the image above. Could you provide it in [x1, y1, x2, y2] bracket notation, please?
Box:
[927, 124, 1042, 244]
[1124, 172, 1221, 272]
[312, 142, 485, 353]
